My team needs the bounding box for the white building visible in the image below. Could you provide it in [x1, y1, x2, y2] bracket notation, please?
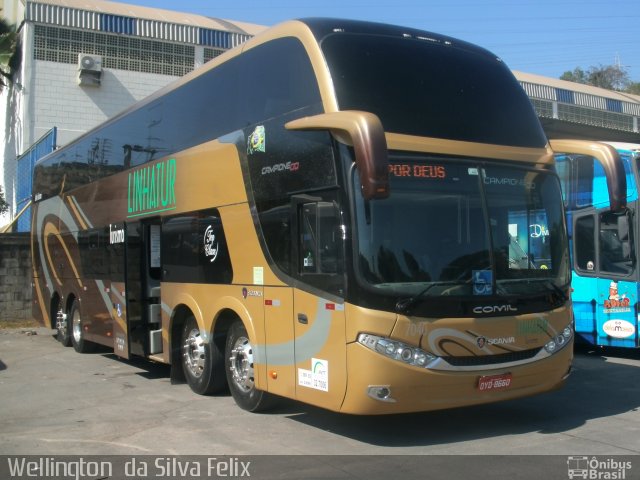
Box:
[0, 0, 264, 228]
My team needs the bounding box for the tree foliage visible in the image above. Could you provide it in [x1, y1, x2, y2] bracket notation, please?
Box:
[0, 14, 19, 92]
[560, 63, 637, 93]
[0, 185, 9, 216]
[627, 82, 640, 95]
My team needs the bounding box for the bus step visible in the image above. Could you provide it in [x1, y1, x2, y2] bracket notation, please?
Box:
[149, 328, 163, 354]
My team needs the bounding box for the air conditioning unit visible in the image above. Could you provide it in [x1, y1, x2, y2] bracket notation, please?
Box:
[77, 54, 103, 87]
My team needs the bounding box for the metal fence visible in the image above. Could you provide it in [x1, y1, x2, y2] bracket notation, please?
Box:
[15, 127, 57, 232]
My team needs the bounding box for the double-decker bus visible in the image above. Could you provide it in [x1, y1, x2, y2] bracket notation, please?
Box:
[32, 18, 600, 414]
[555, 142, 639, 348]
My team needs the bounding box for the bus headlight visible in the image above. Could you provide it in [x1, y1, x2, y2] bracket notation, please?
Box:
[357, 333, 437, 368]
[544, 323, 573, 354]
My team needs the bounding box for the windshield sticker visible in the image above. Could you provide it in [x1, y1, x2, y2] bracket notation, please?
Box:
[484, 176, 536, 189]
[529, 223, 549, 238]
[389, 164, 445, 179]
[247, 125, 266, 154]
[472, 270, 492, 296]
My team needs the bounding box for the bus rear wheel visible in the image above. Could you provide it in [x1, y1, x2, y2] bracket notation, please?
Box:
[70, 301, 95, 353]
[180, 316, 225, 395]
[225, 321, 275, 412]
[55, 304, 71, 347]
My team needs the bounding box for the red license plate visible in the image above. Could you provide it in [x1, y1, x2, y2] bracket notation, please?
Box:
[477, 373, 513, 392]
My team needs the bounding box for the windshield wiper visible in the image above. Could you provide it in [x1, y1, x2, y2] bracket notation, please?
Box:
[544, 280, 569, 302]
[395, 282, 456, 314]
[496, 278, 568, 302]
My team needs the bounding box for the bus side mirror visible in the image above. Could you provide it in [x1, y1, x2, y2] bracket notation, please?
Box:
[600, 209, 634, 268]
[286, 111, 389, 200]
[550, 139, 626, 213]
[617, 211, 633, 259]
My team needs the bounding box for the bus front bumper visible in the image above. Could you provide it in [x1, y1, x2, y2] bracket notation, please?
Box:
[339, 340, 573, 415]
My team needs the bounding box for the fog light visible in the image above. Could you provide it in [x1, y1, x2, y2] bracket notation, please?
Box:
[367, 385, 396, 403]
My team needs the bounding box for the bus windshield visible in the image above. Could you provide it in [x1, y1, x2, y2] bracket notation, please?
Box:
[321, 32, 547, 148]
[353, 157, 570, 299]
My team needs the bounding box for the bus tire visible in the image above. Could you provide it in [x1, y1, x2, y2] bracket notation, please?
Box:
[225, 321, 275, 412]
[70, 301, 96, 353]
[56, 304, 71, 347]
[181, 316, 225, 395]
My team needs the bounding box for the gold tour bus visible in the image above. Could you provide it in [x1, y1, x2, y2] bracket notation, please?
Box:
[31, 18, 615, 414]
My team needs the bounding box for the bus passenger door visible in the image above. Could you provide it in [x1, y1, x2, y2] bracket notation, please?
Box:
[122, 219, 162, 359]
[292, 199, 347, 410]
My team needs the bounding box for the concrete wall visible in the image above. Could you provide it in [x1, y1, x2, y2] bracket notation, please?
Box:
[0, 233, 33, 322]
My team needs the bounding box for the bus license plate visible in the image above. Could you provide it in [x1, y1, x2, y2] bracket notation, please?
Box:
[477, 373, 512, 392]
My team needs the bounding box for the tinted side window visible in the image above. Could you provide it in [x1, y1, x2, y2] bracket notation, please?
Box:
[249, 116, 335, 276]
[162, 209, 232, 284]
[574, 215, 595, 272]
[34, 37, 323, 200]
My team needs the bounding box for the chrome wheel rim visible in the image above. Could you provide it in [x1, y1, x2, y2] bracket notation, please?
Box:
[229, 335, 254, 392]
[182, 327, 206, 378]
[72, 308, 82, 343]
[56, 309, 67, 338]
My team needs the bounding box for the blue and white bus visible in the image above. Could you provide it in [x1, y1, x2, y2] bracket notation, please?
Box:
[554, 141, 639, 348]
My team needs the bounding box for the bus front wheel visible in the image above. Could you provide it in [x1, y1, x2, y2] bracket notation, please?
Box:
[225, 321, 275, 412]
[180, 316, 225, 395]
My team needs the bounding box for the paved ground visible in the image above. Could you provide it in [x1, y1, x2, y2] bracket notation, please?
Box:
[0, 327, 638, 478]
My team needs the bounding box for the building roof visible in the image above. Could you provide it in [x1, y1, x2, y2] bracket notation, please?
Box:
[27, 0, 266, 36]
[514, 70, 640, 105]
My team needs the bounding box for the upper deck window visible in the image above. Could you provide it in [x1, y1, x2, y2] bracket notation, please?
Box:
[321, 33, 547, 148]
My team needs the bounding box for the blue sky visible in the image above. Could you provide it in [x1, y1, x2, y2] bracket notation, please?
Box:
[118, 0, 639, 82]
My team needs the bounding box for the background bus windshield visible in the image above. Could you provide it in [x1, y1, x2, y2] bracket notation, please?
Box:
[353, 158, 569, 298]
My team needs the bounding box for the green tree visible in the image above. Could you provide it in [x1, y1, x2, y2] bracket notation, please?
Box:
[560, 63, 635, 92]
[560, 67, 589, 84]
[0, 14, 19, 92]
[627, 82, 640, 95]
[0, 185, 9, 216]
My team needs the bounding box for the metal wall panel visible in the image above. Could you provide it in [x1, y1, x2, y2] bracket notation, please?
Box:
[519, 81, 556, 101]
[15, 128, 57, 232]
